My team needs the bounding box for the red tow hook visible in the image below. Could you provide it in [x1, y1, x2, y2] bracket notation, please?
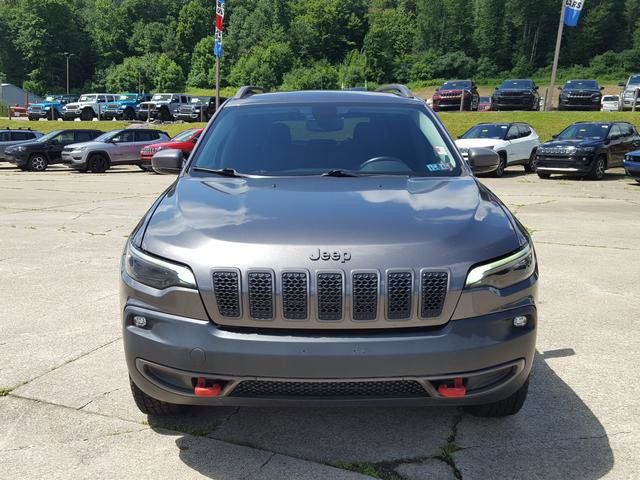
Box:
[194, 377, 222, 397]
[437, 377, 466, 398]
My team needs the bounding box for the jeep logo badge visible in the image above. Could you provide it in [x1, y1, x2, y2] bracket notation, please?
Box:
[310, 249, 351, 263]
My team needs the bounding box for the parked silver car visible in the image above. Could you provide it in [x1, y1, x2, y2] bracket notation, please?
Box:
[123, 85, 538, 418]
[0, 128, 43, 162]
[618, 75, 640, 111]
[62, 129, 170, 173]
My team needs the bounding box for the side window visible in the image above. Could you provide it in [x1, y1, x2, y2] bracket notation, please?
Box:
[519, 125, 532, 137]
[97, 95, 106, 103]
[56, 131, 76, 144]
[609, 125, 622, 139]
[134, 131, 153, 142]
[112, 131, 135, 143]
[11, 131, 35, 141]
[181, 96, 188, 104]
[75, 131, 96, 142]
[506, 126, 519, 140]
[620, 124, 634, 138]
[0, 132, 10, 141]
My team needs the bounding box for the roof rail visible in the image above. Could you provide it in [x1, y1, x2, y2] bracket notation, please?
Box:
[234, 86, 268, 99]
[375, 84, 415, 98]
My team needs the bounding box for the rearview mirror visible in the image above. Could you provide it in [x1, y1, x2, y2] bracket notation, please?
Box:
[152, 149, 184, 175]
[467, 147, 500, 175]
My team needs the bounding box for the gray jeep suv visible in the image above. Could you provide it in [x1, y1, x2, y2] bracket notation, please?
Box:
[122, 85, 538, 417]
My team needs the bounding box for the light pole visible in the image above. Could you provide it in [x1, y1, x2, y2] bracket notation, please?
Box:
[63, 53, 74, 95]
[360, 46, 367, 90]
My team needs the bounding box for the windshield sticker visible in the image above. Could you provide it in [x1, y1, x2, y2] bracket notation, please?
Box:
[427, 163, 454, 172]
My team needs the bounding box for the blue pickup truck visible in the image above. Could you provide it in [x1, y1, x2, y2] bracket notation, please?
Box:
[103, 93, 153, 120]
[28, 94, 78, 121]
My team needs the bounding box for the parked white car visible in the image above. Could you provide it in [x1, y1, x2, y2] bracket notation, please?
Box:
[62, 93, 117, 121]
[601, 95, 620, 112]
[455, 122, 541, 176]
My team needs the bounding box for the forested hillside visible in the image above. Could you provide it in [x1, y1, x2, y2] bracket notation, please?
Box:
[1, 0, 639, 95]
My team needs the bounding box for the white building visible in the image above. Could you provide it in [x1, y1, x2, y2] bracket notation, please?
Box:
[0, 83, 42, 106]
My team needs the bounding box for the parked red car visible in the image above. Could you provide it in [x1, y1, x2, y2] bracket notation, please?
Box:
[477, 96, 493, 112]
[139, 128, 203, 171]
[432, 80, 479, 112]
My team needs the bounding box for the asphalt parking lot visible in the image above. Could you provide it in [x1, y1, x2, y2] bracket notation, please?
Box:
[1, 164, 639, 479]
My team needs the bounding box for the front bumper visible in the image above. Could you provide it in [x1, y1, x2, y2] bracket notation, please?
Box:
[61, 151, 87, 167]
[624, 160, 640, 180]
[63, 110, 82, 120]
[124, 304, 536, 407]
[176, 113, 203, 122]
[5, 151, 28, 166]
[103, 109, 123, 120]
[559, 99, 601, 110]
[536, 153, 596, 175]
[27, 110, 55, 119]
[493, 97, 537, 110]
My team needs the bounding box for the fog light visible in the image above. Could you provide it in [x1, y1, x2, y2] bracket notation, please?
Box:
[133, 315, 147, 328]
[513, 315, 528, 327]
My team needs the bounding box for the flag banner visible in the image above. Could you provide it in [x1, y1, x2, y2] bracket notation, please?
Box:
[214, 0, 225, 58]
[564, 0, 584, 28]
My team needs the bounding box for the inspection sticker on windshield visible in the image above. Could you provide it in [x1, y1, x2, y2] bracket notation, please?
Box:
[427, 163, 453, 172]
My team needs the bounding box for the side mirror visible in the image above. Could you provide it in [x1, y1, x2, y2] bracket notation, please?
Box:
[557, 86, 563, 90]
[191, 137, 198, 144]
[618, 82, 626, 87]
[494, 86, 499, 90]
[435, 87, 440, 92]
[551, 134, 558, 139]
[600, 86, 605, 91]
[467, 147, 500, 175]
[152, 149, 184, 175]
[534, 86, 539, 90]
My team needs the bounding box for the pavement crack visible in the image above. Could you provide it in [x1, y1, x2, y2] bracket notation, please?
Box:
[535, 240, 640, 251]
[78, 387, 123, 410]
[259, 452, 277, 470]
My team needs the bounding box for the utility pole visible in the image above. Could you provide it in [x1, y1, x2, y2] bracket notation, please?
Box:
[63, 53, 73, 94]
[545, 2, 566, 112]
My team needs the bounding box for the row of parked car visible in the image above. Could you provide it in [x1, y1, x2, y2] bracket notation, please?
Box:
[455, 120, 640, 181]
[0, 126, 202, 172]
[26, 93, 220, 122]
[430, 75, 640, 112]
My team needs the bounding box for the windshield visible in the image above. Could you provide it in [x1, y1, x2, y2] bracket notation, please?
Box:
[79, 95, 96, 102]
[36, 130, 64, 142]
[441, 81, 471, 90]
[602, 96, 619, 102]
[172, 129, 198, 142]
[94, 130, 122, 142]
[460, 124, 508, 140]
[479, 97, 491, 102]
[152, 94, 172, 101]
[44, 96, 58, 102]
[500, 80, 533, 89]
[118, 94, 137, 101]
[557, 124, 610, 140]
[564, 80, 598, 90]
[191, 104, 461, 177]
[629, 75, 640, 86]
[191, 98, 205, 104]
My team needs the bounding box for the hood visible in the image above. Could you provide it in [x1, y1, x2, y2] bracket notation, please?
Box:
[541, 138, 604, 149]
[625, 150, 640, 160]
[142, 176, 520, 274]
[63, 141, 102, 150]
[495, 89, 532, 94]
[455, 139, 504, 149]
[30, 101, 60, 108]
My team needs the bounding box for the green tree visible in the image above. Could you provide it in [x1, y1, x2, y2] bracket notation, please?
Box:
[188, 36, 216, 88]
[155, 54, 185, 91]
[281, 61, 339, 90]
[228, 42, 294, 88]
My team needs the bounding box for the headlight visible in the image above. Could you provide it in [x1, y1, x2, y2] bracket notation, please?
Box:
[16, 146, 27, 152]
[465, 244, 536, 289]
[73, 146, 87, 152]
[124, 243, 197, 290]
[44, 106, 51, 110]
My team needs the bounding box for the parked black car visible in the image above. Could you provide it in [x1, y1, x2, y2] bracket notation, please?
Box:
[176, 96, 227, 122]
[492, 79, 540, 111]
[535, 122, 640, 180]
[558, 79, 603, 111]
[4, 129, 103, 172]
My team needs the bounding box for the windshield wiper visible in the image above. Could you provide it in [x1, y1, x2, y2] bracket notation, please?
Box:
[321, 169, 362, 177]
[192, 167, 248, 178]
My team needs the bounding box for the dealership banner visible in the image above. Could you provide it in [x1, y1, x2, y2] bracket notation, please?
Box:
[564, 0, 584, 27]
[214, 0, 225, 57]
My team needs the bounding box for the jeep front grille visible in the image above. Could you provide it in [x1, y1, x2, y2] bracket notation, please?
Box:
[248, 272, 273, 319]
[387, 272, 413, 319]
[208, 268, 451, 328]
[282, 272, 308, 320]
[352, 272, 378, 320]
[421, 271, 448, 318]
[212, 271, 241, 317]
[317, 272, 343, 320]
[229, 379, 428, 398]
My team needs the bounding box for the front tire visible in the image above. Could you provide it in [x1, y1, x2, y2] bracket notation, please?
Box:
[588, 156, 606, 180]
[524, 150, 537, 173]
[130, 377, 185, 416]
[27, 154, 48, 172]
[158, 107, 172, 122]
[123, 108, 136, 121]
[80, 108, 94, 121]
[494, 153, 507, 177]
[537, 172, 551, 179]
[88, 153, 109, 173]
[466, 376, 529, 417]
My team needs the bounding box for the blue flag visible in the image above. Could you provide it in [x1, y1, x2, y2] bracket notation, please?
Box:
[564, 0, 584, 28]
